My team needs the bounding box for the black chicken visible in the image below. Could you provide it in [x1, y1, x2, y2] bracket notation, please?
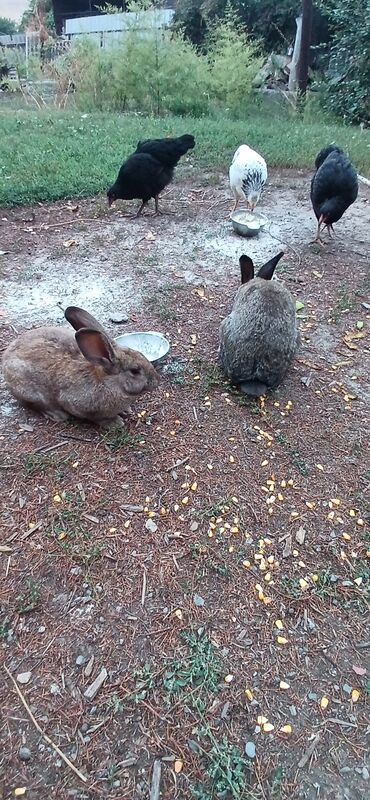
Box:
[310, 145, 358, 245]
[135, 134, 195, 168]
[107, 134, 195, 216]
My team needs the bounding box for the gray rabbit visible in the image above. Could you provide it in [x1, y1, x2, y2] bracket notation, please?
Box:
[219, 252, 298, 396]
[2, 306, 159, 426]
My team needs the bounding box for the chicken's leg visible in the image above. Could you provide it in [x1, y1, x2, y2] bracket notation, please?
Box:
[153, 195, 162, 216]
[135, 201, 147, 218]
[310, 217, 326, 246]
[230, 196, 239, 216]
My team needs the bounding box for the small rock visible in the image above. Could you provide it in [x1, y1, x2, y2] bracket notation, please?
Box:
[76, 655, 86, 666]
[17, 671, 31, 685]
[109, 312, 129, 324]
[245, 741, 256, 759]
[113, 780, 121, 788]
[19, 746, 31, 762]
[70, 566, 83, 576]
[343, 683, 352, 694]
[308, 692, 317, 701]
[193, 594, 205, 607]
[190, 521, 199, 532]
[38, 626, 46, 633]
[289, 705, 297, 717]
[50, 683, 60, 695]
[55, 759, 62, 768]
[145, 518, 158, 533]
[295, 526, 306, 545]
[362, 767, 369, 780]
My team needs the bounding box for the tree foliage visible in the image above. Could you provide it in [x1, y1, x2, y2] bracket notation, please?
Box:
[0, 17, 17, 35]
[319, 0, 370, 124]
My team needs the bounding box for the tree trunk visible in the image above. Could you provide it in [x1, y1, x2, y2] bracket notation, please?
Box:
[288, 15, 302, 92]
[297, 0, 313, 96]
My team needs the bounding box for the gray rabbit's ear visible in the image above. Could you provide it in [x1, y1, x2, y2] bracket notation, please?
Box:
[75, 328, 117, 372]
[65, 306, 107, 336]
[239, 255, 254, 284]
[257, 252, 285, 281]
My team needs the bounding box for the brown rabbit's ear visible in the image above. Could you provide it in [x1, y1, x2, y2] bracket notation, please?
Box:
[75, 329, 117, 372]
[65, 306, 107, 336]
[257, 252, 285, 281]
[239, 255, 254, 284]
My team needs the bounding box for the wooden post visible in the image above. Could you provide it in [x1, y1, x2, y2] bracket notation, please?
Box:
[297, 0, 313, 96]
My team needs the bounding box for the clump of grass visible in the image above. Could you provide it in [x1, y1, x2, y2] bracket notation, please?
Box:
[16, 578, 41, 614]
[102, 425, 143, 452]
[0, 105, 370, 206]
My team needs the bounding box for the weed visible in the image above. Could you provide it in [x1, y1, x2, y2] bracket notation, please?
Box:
[107, 693, 124, 714]
[0, 618, 11, 638]
[21, 453, 54, 475]
[191, 732, 251, 799]
[275, 432, 310, 476]
[281, 576, 302, 599]
[200, 497, 234, 519]
[163, 630, 222, 701]
[132, 663, 154, 703]
[21, 452, 75, 478]
[16, 578, 41, 614]
[102, 426, 142, 452]
[198, 364, 225, 394]
[330, 288, 356, 323]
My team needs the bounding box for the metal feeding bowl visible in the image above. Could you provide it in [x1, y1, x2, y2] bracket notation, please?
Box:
[115, 331, 170, 364]
[230, 210, 268, 237]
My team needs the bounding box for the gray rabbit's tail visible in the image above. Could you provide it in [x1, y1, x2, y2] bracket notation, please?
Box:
[239, 380, 268, 397]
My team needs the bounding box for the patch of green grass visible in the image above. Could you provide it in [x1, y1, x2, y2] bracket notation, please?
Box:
[21, 452, 76, 478]
[102, 425, 143, 452]
[0, 105, 369, 206]
[16, 578, 41, 614]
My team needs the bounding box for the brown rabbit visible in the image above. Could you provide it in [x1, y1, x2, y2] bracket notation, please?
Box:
[2, 307, 159, 426]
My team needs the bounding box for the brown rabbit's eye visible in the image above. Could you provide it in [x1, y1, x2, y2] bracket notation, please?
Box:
[129, 367, 141, 376]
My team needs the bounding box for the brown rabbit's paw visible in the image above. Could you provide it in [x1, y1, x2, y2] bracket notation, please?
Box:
[44, 409, 70, 422]
[99, 416, 127, 430]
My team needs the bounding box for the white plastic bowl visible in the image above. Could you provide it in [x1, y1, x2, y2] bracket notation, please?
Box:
[115, 331, 170, 363]
[230, 210, 268, 237]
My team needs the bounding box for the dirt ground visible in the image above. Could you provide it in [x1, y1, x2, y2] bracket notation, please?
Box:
[0, 171, 369, 800]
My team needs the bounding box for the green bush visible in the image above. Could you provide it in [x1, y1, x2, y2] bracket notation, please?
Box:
[55, 25, 210, 116]
[207, 10, 263, 114]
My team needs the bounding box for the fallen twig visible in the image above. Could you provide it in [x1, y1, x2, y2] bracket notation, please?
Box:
[298, 732, 321, 769]
[166, 456, 190, 472]
[141, 569, 147, 606]
[358, 174, 370, 187]
[3, 665, 88, 783]
[149, 759, 162, 800]
[34, 440, 68, 454]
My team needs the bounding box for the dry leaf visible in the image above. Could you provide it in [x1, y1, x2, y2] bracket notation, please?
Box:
[63, 239, 76, 248]
[295, 526, 306, 545]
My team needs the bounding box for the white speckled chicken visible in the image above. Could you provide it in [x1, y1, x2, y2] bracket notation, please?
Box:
[229, 144, 267, 213]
